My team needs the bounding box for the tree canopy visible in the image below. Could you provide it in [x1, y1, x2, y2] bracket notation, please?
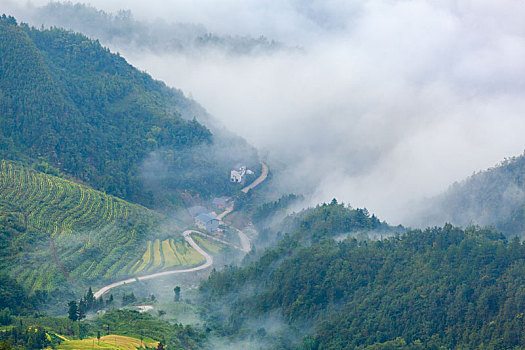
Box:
[199, 202, 525, 349]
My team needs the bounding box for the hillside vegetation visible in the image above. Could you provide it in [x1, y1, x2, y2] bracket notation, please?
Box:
[416, 153, 525, 237]
[0, 310, 205, 349]
[0, 160, 160, 294]
[199, 202, 525, 349]
[0, 15, 259, 211]
[0, 273, 36, 315]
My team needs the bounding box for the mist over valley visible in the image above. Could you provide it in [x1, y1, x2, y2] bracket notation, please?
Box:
[2, 1, 525, 349]
[8, 0, 525, 225]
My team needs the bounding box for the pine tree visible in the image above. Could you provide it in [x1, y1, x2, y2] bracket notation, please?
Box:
[174, 286, 181, 302]
[77, 298, 86, 320]
[85, 287, 95, 310]
[67, 300, 78, 321]
[107, 294, 114, 307]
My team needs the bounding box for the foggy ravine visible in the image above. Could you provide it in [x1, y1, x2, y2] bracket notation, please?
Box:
[8, 0, 525, 226]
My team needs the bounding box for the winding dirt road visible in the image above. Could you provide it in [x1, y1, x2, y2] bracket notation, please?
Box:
[216, 203, 234, 221]
[242, 162, 268, 194]
[93, 230, 212, 299]
[94, 162, 268, 298]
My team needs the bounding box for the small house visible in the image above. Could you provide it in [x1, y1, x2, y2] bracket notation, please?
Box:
[196, 213, 220, 232]
[230, 166, 247, 183]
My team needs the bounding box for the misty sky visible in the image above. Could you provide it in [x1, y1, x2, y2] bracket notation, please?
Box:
[7, 0, 525, 225]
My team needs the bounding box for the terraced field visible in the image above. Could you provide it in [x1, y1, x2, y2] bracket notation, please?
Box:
[131, 238, 212, 274]
[0, 160, 229, 292]
[0, 160, 159, 291]
[192, 235, 227, 253]
[0, 161, 149, 236]
[57, 334, 157, 349]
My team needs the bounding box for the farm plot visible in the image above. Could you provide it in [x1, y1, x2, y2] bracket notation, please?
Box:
[57, 334, 157, 350]
[0, 160, 159, 291]
[130, 237, 214, 274]
[191, 234, 227, 254]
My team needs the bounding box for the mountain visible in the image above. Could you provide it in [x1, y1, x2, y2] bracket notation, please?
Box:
[199, 202, 395, 345]
[0, 13, 262, 304]
[0, 15, 259, 210]
[198, 202, 525, 349]
[415, 153, 525, 237]
[12, 2, 286, 55]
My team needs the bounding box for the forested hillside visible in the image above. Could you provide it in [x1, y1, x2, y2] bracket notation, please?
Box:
[416, 153, 525, 237]
[0, 15, 259, 210]
[199, 202, 525, 349]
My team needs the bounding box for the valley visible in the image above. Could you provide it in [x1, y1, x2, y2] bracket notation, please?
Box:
[94, 161, 269, 298]
[3, 3, 525, 349]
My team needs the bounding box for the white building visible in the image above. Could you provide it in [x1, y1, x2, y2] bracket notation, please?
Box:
[230, 166, 247, 183]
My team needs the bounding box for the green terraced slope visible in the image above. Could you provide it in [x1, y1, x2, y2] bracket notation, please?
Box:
[130, 238, 211, 274]
[0, 160, 159, 292]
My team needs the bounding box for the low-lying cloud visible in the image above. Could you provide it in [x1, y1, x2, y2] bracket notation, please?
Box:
[9, 0, 525, 225]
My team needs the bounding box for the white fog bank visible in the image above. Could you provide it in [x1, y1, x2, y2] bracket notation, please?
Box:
[7, 0, 525, 224]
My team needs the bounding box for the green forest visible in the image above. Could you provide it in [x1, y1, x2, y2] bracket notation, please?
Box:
[199, 202, 525, 349]
[0, 14, 261, 349]
[419, 153, 525, 237]
[4, 5, 525, 350]
[27, 1, 285, 55]
[0, 15, 258, 211]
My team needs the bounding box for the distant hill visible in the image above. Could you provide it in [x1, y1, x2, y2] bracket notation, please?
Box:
[13, 1, 286, 55]
[414, 153, 525, 236]
[0, 15, 259, 210]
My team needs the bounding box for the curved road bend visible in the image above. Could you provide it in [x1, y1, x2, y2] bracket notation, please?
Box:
[95, 163, 268, 298]
[94, 230, 212, 299]
[216, 204, 234, 221]
[242, 162, 268, 194]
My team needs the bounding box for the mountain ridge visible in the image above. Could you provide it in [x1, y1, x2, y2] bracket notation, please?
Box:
[0, 14, 260, 211]
[414, 152, 525, 237]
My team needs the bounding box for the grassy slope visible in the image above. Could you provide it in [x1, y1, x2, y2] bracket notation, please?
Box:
[7, 309, 205, 349]
[192, 235, 227, 254]
[130, 236, 225, 274]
